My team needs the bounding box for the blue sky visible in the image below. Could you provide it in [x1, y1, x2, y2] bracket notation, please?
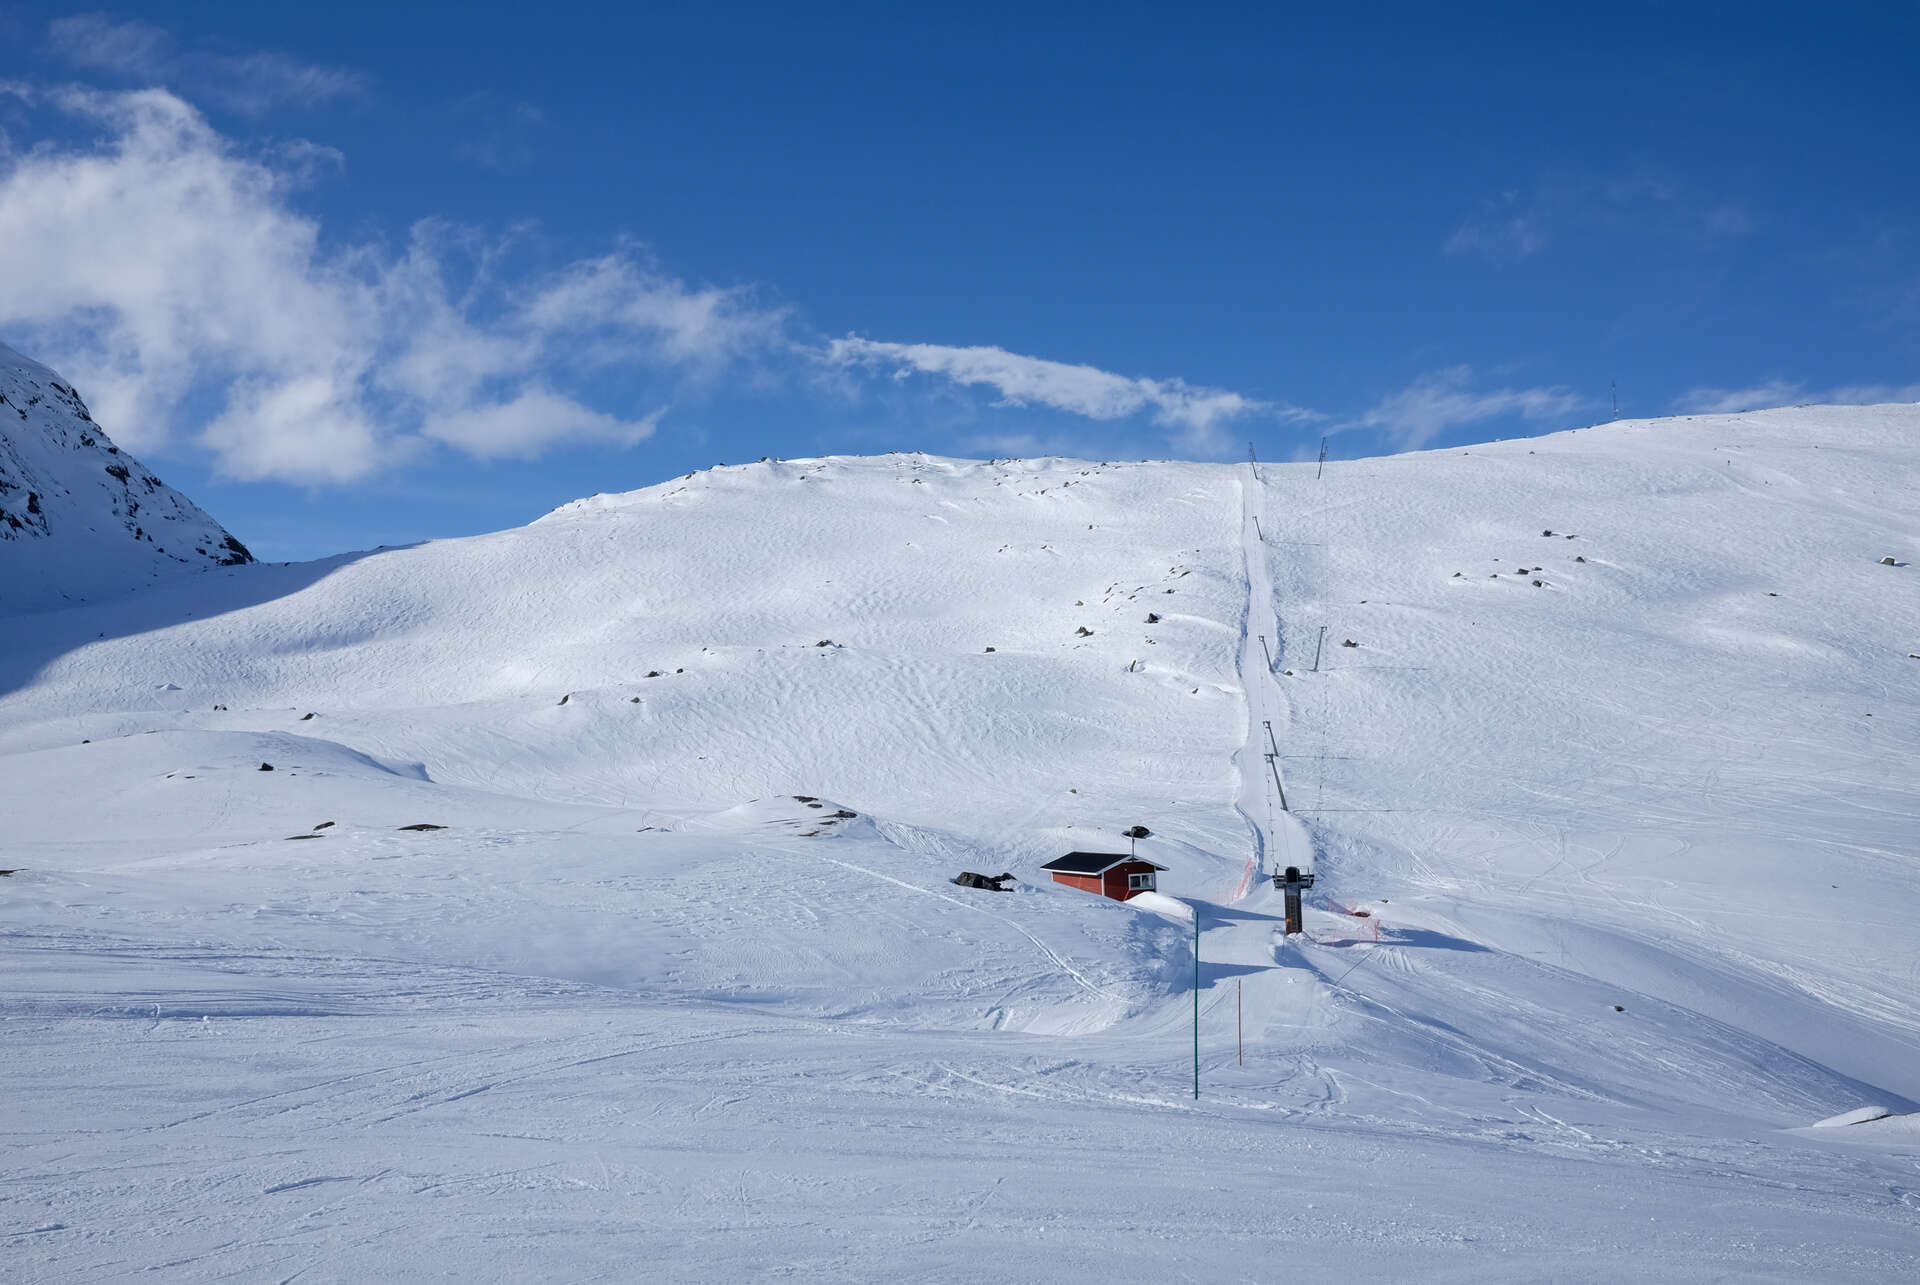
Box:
[1, 2, 1915, 559]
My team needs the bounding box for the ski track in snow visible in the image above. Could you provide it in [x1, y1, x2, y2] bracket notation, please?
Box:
[3, 420, 1919, 1280]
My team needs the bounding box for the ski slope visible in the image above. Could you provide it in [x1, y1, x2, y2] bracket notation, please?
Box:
[3, 408, 1919, 1281]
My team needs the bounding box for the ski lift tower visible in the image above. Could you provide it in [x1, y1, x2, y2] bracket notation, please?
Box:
[1273, 865, 1315, 935]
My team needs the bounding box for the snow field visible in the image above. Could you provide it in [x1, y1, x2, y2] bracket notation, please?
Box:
[4, 416, 1920, 1279]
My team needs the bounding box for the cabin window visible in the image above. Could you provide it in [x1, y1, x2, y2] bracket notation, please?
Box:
[1128, 871, 1156, 891]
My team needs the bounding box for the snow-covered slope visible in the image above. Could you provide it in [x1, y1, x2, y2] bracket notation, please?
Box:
[0, 340, 251, 614]
[3, 407, 1918, 1281]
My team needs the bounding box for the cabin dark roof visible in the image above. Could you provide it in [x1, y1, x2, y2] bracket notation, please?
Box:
[1041, 851, 1168, 875]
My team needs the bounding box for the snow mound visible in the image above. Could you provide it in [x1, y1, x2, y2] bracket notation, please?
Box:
[1125, 890, 1194, 920]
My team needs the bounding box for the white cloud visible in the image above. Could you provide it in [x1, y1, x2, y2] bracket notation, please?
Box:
[423, 388, 663, 458]
[525, 253, 788, 369]
[826, 337, 1315, 454]
[200, 373, 398, 484]
[47, 14, 369, 115]
[1673, 380, 1920, 414]
[0, 88, 783, 482]
[1355, 366, 1587, 450]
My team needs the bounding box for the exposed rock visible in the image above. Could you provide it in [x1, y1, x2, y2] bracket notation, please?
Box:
[951, 871, 1016, 891]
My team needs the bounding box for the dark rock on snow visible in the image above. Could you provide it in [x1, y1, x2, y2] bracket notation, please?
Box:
[952, 871, 1017, 891]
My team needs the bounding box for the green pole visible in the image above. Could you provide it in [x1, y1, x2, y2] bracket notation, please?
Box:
[1192, 902, 1200, 1100]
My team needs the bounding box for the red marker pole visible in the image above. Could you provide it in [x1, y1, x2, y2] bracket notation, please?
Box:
[1237, 979, 1243, 1065]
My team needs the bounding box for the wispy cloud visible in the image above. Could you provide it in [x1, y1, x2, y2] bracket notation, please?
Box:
[1445, 192, 1549, 261]
[1353, 366, 1588, 450]
[46, 14, 368, 115]
[452, 96, 545, 173]
[421, 387, 665, 458]
[958, 429, 1120, 460]
[826, 337, 1317, 454]
[0, 88, 784, 482]
[1673, 380, 1920, 414]
[1446, 174, 1755, 263]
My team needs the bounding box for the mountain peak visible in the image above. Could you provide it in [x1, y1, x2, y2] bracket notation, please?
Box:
[0, 340, 253, 615]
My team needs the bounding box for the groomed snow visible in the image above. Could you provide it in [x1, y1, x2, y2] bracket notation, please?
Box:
[3, 407, 1918, 1280]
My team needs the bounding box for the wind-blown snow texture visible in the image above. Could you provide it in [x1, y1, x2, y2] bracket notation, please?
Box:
[0, 341, 251, 615]
[3, 401, 1918, 1281]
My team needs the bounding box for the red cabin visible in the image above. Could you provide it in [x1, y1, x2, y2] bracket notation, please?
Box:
[1041, 851, 1167, 902]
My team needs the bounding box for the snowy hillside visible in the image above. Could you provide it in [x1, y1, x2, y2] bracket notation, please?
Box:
[3, 406, 1918, 1280]
[0, 340, 251, 614]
